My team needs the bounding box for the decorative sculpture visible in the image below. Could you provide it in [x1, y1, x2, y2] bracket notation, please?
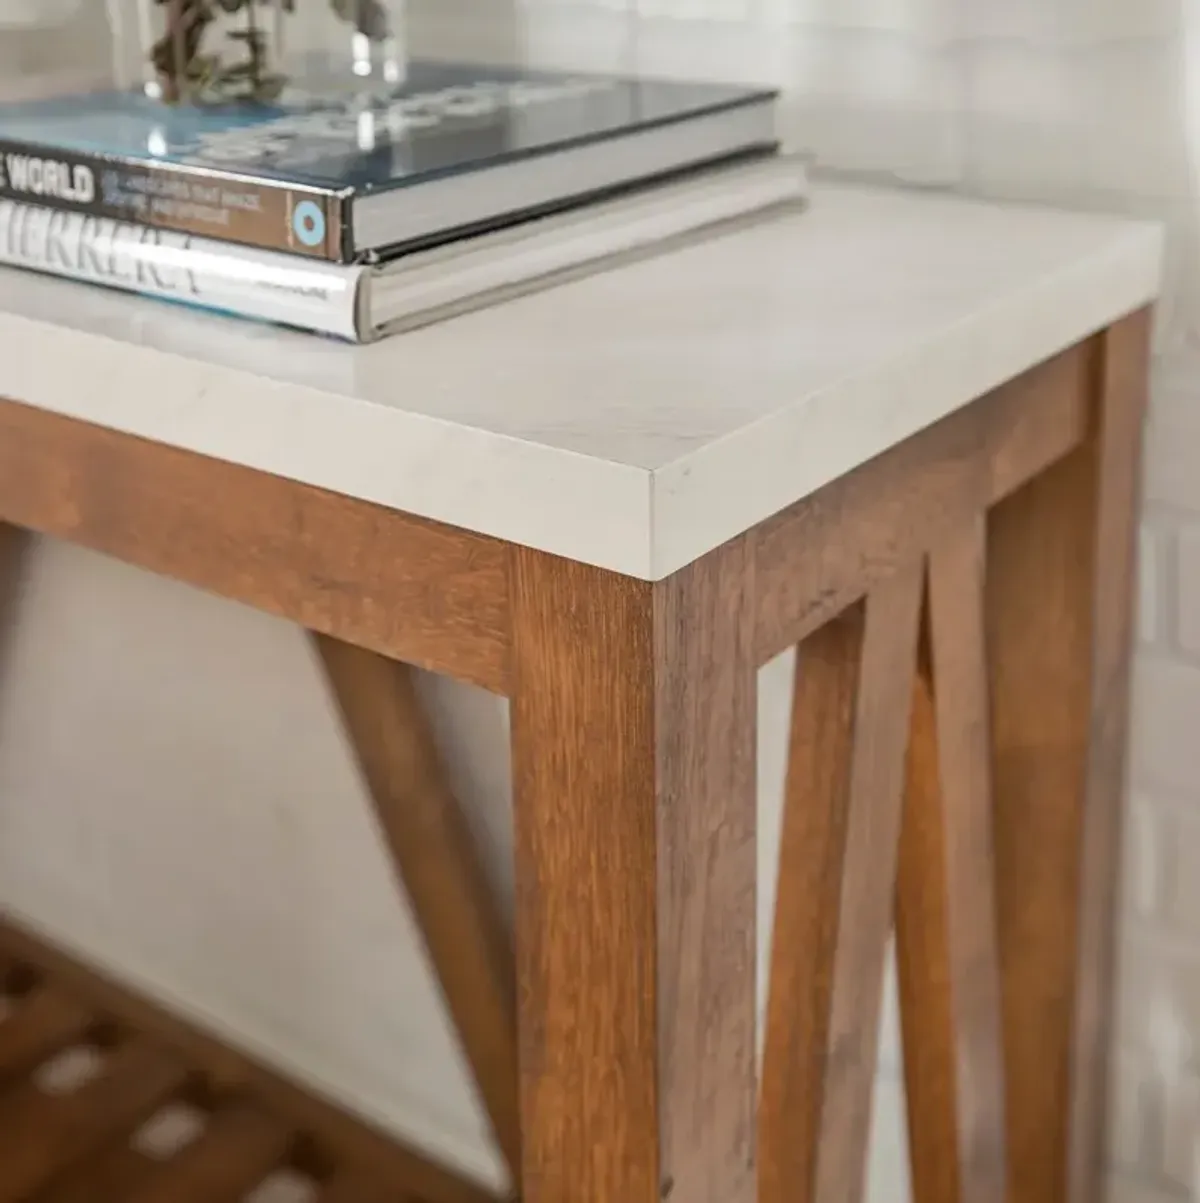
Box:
[152, 0, 391, 103]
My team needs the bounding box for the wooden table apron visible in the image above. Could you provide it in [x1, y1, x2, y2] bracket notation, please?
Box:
[0, 308, 1150, 1203]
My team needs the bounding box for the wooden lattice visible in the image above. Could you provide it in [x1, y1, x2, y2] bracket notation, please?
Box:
[0, 920, 496, 1203]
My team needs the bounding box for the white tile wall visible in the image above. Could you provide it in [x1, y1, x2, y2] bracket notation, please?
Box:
[1162, 1073, 1200, 1191]
[1125, 797, 1166, 921]
[1146, 427, 1200, 515]
[1142, 528, 1164, 646]
[1176, 528, 1200, 657]
[1111, 1051, 1153, 1170]
[1134, 657, 1200, 795]
[1164, 811, 1200, 936]
[1125, 345, 1200, 1193]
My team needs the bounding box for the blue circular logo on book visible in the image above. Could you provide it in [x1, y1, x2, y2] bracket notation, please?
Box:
[293, 201, 326, 248]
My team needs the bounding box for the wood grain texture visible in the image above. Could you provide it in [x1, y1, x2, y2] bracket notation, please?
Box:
[759, 605, 865, 1203]
[125, 1103, 292, 1203]
[653, 538, 758, 1203]
[809, 567, 923, 1203]
[896, 520, 1007, 1203]
[759, 570, 923, 1203]
[0, 918, 500, 1203]
[0, 1037, 189, 1203]
[509, 538, 757, 1203]
[986, 309, 1150, 1203]
[510, 554, 658, 1203]
[756, 342, 1089, 661]
[988, 415, 1091, 1203]
[0, 398, 511, 692]
[1066, 309, 1153, 1203]
[314, 635, 521, 1182]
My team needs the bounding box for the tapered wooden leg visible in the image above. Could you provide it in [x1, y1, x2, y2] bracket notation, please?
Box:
[760, 565, 923, 1203]
[896, 519, 1007, 1203]
[1068, 313, 1153, 1202]
[313, 637, 521, 1182]
[987, 310, 1151, 1203]
[509, 539, 757, 1203]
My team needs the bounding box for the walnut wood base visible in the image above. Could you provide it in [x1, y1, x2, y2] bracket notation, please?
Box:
[0, 309, 1151, 1203]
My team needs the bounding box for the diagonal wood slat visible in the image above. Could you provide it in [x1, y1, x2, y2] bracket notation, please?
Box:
[760, 564, 923, 1203]
[313, 636, 521, 1181]
[810, 567, 923, 1203]
[754, 344, 1090, 661]
[896, 519, 1007, 1203]
[0, 986, 91, 1085]
[125, 1102, 292, 1203]
[760, 603, 864, 1203]
[316, 1170, 400, 1203]
[0, 1037, 190, 1203]
[35, 1141, 158, 1203]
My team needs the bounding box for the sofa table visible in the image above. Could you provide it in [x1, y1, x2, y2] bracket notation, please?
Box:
[0, 184, 1162, 1203]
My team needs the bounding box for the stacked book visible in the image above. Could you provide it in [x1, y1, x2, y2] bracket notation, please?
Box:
[0, 60, 804, 342]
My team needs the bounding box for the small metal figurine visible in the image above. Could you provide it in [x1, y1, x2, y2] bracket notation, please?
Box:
[151, 0, 391, 104]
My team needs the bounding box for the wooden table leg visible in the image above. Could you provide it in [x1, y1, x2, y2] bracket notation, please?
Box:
[508, 540, 758, 1203]
[987, 310, 1151, 1203]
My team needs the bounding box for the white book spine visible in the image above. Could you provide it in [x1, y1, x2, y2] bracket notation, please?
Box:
[0, 198, 365, 341]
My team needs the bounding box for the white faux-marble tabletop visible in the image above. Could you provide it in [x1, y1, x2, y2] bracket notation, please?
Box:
[0, 184, 1162, 579]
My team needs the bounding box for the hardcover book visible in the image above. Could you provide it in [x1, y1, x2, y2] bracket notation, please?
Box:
[0, 61, 778, 264]
[0, 156, 807, 342]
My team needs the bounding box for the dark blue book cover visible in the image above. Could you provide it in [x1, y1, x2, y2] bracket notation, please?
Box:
[0, 61, 775, 262]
